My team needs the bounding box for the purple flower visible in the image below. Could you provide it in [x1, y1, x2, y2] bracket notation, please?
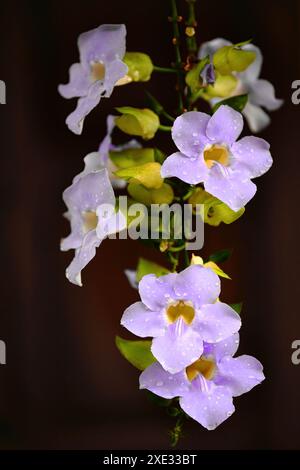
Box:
[201, 63, 215, 86]
[61, 168, 126, 286]
[124, 269, 138, 289]
[74, 115, 141, 188]
[199, 38, 283, 133]
[140, 333, 264, 430]
[121, 265, 241, 373]
[161, 105, 273, 211]
[58, 24, 127, 135]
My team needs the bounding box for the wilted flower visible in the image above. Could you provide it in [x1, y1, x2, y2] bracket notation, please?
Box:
[161, 105, 273, 211]
[198, 38, 283, 133]
[58, 24, 128, 134]
[61, 169, 126, 286]
[140, 333, 264, 430]
[121, 265, 241, 373]
[74, 114, 141, 188]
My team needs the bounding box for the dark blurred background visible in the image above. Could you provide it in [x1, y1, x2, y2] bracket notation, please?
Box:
[0, 0, 299, 450]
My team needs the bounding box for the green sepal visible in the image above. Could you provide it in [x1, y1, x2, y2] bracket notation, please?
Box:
[123, 52, 153, 82]
[128, 181, 174, 206]
[185, 56, 210, 94]
[127, 182, 153, 205]
[109, 148, 155, 169]
[115, 336, 155, 371]
[115, 162, 163, 189]
[189, 188, 245, 226]
[213, 44, 256, 75]
[204, 262, 231, 280]
[115, 107, 160, 140]
[204, 73, 238, 99]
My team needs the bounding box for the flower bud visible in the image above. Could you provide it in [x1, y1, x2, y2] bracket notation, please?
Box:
[115, 107, 160, 140]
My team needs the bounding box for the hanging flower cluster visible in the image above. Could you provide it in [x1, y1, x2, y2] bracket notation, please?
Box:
[58, 0, 281, 441]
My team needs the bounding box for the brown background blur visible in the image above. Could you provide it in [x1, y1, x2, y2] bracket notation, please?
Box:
[0, 0, 299, 450]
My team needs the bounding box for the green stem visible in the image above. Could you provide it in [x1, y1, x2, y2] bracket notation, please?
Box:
[169, 244, 186, 253]
[170, 0, 184, 113]
[182, 188, 194, 201]
[184, 250, 190, 268]
[158, 124, 172, 132]
[185, 0, 198, 56]
[168, 252, 179, 272]
[153, 65, 178, 74]
[161, 109, 175, 123]
[170, 412, 185, 447]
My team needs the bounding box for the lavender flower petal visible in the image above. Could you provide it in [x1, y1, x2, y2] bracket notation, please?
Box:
[204, 164, 257, 211]
[121, 301, 166, 338]
[172, 111, 210, 158]
[139, 362, 189, 399]
[231, 136, 273, 178]
[180, 380, 235, 430]
[194, 302, 241, 343]
[151, 322, 204, 373]
[203, 333, 240, 361]
[174, 265, 220, 308]
[206, 105, 243, 146]
[138, 273, 177, 311]
[215, 354, 265, 397]
[161, 152, 208, 185]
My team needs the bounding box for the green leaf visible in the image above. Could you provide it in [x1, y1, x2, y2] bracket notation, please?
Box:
[212, 94, 248, 114]
[136, 257, 170, 282]
[115, 107, 160, 140]
[115, 336, 155, 371]
[115, 162, 163, 189]
[230, 302, 243, 314]
[123, 52, 154, 82]
[209, 249, 232, 264]
[110, 148, 155, 169]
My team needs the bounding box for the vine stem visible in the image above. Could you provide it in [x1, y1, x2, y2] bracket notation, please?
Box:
[170, 0, 184, 113]
[185, 0, 198, 110]
[161, 109, 175, 123]
[158, 124, 173, 132]
[153, 65, 178, 74]
[185, 0, 198, 56]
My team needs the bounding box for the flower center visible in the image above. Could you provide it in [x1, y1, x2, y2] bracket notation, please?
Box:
[90, 62, 106, 82]
[203, 144, 229, 169]
[186, 356, 216, 382]
[82, 210, 98, 233]
[166, 300, 195, 325]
